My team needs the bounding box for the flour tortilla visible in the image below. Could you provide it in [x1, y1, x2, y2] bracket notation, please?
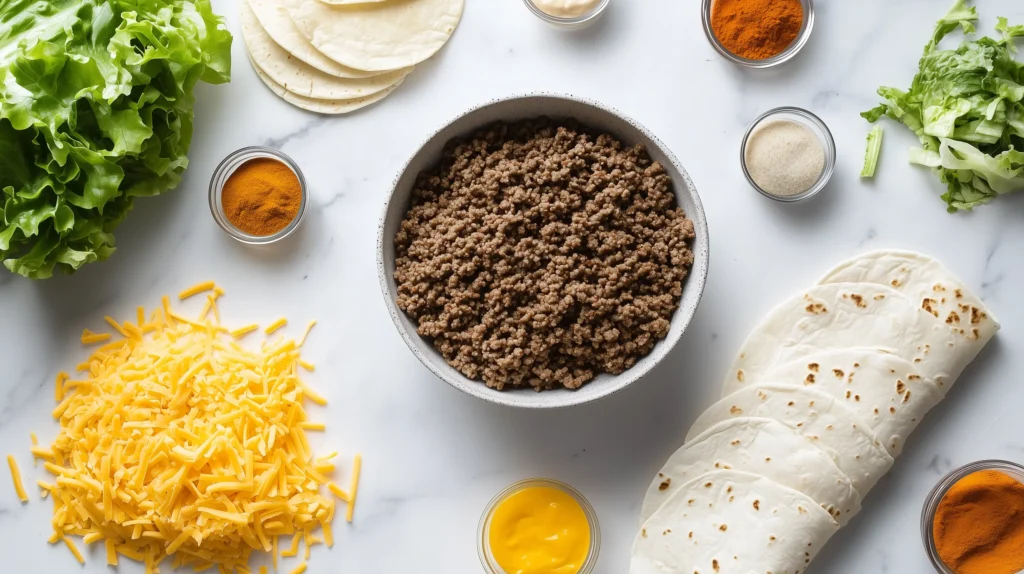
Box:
[287, 0, 465, 71]
[631, 470, 838, 574]
[689, 384, 893, 496]
[724, 348, 944, 456]
[318, 0, 389, 4]
[641, 418, 861, 526]
[819, 250, 999, 390]
[242, 1, 410, 100]
[251, 57, 402, 114]
[726, 283, 977, 391]
[247, 0, 402, 78]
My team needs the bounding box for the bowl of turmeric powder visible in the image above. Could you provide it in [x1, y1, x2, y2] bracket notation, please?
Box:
[701, 0, 814, 69]
[209, 146, 308, 245]
[921, 460, 1024, 574]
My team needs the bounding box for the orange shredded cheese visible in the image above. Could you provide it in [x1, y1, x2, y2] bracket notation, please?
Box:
[8, 455, 28, 502]
[33, 283, 359, 573]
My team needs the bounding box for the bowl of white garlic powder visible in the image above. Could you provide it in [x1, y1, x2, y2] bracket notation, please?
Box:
[740, 107, 836, 202]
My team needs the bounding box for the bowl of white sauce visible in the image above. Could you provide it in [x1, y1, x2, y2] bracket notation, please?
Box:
[523, 0, 609, 28]
[740, 107, 836, 202]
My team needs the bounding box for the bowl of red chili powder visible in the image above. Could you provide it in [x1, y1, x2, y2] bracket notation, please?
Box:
[701, 0, 814, 68]
[921, 460, 1024, 574]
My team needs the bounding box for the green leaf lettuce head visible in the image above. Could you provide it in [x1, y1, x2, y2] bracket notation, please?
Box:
[0, 0, 231, 278]
[862, 0, 1024, 212]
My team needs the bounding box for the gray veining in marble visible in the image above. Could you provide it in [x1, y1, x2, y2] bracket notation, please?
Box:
[2, 0, 1024, 572]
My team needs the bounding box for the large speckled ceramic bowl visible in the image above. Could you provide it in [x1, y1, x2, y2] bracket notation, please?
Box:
[377, 93, 710, 409]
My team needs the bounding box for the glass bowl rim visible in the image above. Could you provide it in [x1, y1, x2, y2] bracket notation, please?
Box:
[208, 146, 308, 245]
[739, 106, 836, 203]
[920, 459, 1024, 574]
[521, 0, 611, 27]
[477, 478, 601, 574]
[701, 0, 815, 68]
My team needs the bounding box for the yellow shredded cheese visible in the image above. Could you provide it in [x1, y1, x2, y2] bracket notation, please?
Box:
[290, 563, 307, 574]
[347, 455, 362, 523]
[327, 483, 350, 503]
[8, 455, 28, 502]
[265, 318, 288, 335]
[298, 320, 317, 347]
[62, 535, 85, 564]
[81, 329, 112, 345]
[35, 284, 359, 573]
[178, 280, 216, 300]
[231, 324, 260, 339]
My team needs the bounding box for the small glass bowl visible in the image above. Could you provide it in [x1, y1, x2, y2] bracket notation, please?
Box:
[478, 478, 601, 574]
[702, 0, 814, 68]
[522, 0, 610, 29]
[209, 146, 307, 245]
[921, 460, 1024, 573]
[740, 106, 836, 203]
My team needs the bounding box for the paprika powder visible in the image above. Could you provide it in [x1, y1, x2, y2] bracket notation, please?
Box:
[932, 469, 1024, 574]
[221, 158, 302, 237]
[711, 0, 804, 61]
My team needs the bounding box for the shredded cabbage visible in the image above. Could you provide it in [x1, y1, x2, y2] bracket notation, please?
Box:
[862, 0, 1024, 212]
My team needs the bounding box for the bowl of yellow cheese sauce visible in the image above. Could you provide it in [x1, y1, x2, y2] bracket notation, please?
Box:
[479, 479, 600, 574]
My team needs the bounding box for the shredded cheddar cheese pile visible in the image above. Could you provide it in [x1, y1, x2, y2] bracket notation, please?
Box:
[26, 282, 360, 573]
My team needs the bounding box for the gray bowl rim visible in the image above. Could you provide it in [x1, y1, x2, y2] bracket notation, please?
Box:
[376, 92, 710, 409]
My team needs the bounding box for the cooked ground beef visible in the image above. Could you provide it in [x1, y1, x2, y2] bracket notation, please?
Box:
[394, 119, 695, 391]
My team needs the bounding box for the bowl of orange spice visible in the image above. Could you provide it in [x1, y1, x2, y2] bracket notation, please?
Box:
[209, 146, 307, 244]
[701, 0, 814, 69]
[922, 460, 1024, 574]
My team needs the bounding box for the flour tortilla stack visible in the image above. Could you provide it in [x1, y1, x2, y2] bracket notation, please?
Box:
[287, 0, 465, 72]
[247, 0, 396, 78]
[641, 418, 861, 526]
[241, 2, 410, 100]
[819, 249, 1000, 392]
[251, 58, 404, 115]
[725, 283, 978, 390]
[688, 384, 893, 496]
[632, 470, 839, 574]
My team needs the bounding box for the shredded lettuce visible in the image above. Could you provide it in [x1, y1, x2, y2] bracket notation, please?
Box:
[0, 0, 231, 278]
[861, 126, 884, 178]
[862, 0, 1024, 212]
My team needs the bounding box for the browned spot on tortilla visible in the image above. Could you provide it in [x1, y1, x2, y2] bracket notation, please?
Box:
[727, 486, 733, 494]
[804, 374, 816, 385]
[874, 294, 886, 300]
[770, 535, 777, 542]
[850, 293, 867, 308]
[971, 307, 986, 324]
[891, 279, 901, 287]
[719, 525, 728, 531]
[833, 369, 844, 379]
[641, 528, 647, 538]
[922, 298, 940, 317]
[704, 482, 713, 488]
[806, 303, 827, 315]
[825, 424, 834, 430]
[908, 374, 921, 381]
[808, 363, 820, 373]
[712, 559, 720, 572]
[903, 390, 912, 403]
[736, 370, 745, 382]
[729, 406, 742, 415]
[896, 380, 906, 394]
[854, 394, 861, 402]
[845, 390, 852, 399]
[946, 311, 961, 325]
[971, 328, 980, 339]
[788, 401, 795, 407]
[955, 289, 963, 299]
[688, 531, 693, 538]
[753, 500, 760, 510]
[730, 439, 740, 446]
[854, 362, 860, 368]
[765, 457, 772, 462]
[934, 283, 947, 292]
[798, 506, 807, 514]
[659, 479, 671, 491]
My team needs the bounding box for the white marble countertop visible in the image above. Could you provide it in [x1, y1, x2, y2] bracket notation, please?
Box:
[2, 0, 1024, 572]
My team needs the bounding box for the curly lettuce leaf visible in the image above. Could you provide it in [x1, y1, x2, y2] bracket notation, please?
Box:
[0, 0, 231, 278]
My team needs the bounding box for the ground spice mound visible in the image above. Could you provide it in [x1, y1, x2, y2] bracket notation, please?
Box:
[394, 119, 696, 391]
[711, 0, 803, 61]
